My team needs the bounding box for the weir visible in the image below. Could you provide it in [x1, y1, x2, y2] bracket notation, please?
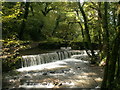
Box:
[12, 50, 102, 89]
[21, 50, 86, 68]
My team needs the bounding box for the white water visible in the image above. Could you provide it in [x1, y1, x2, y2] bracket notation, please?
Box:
[11, 50, 102, 89]
[21, 50, 85, 68]
[18, 50, 99, 72]
[17, 58, 89, 72]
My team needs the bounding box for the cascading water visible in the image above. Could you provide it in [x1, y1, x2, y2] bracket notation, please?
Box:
[21, 50, 86, 68]
[4, 50, 101, 89]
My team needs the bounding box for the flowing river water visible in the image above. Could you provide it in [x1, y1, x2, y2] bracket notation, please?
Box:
[2, 50, 103, 89]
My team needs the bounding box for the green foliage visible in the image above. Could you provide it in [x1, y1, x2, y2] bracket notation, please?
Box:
[2, 2, 84, 41]
[2, 2, 22, 22]
[2, 2, 120, 89]
[2, 35, 30, 72]
[47, 37, 63, 42]
[2, 2, 23, 39]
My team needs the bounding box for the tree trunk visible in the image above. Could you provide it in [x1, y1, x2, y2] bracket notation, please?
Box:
[107, 2, 120, 89]
[101, 2, 120, 89]
[116, 48, 120, 87]
[101, 2, 109, 89]
[116, 7, 120, 86]
[19, 2, 29, 40]
[78, 22, 92, 57]
[108, 33, 120, 89]
[98, 2, 102, 52]
[78, 2, 96, 63]
[75, 9, 92, 57]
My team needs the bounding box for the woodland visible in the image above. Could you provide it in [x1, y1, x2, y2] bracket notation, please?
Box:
[1, 1, 120, 89]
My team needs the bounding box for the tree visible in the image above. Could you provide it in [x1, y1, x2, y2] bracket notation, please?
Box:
[78, 2, 96, 63]
[2, 2, 23, 39]
[101, 2, 109, 89]
[19, 2, 30, 40]
[101, 2, 120, 89]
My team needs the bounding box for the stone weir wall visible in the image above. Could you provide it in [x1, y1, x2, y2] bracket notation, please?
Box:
[21, 50, 86, 68]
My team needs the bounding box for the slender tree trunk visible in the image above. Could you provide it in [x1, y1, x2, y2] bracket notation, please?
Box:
[78, 2, 96, 63]
[19, 2, 29, 40]
[101, 2, 109, 89]
[116, 48, 120, 87]
[116, 11, 120, 85]
[78, 22, 92, 57]
[75, 9, 92, 57]
[98, 2, 102, 52]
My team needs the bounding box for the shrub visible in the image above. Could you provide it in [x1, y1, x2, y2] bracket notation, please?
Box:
[2, 38, 30, 72]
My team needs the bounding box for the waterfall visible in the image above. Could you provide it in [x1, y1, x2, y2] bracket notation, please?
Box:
[21, 50, 85, 68]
